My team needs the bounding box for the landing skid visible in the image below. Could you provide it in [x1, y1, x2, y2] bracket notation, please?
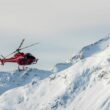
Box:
[18, 66, 28, 71]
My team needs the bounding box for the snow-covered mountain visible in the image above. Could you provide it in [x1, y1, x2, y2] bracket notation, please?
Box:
[0, 37, 110, 110]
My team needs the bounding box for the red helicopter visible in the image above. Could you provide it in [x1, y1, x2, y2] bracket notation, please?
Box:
[0, 39, 39, 70]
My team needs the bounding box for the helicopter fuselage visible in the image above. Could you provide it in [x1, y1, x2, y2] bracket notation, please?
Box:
[0, 52, 38, 66]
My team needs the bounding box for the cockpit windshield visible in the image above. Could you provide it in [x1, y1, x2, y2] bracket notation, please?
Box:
[27, 53, 32, 56]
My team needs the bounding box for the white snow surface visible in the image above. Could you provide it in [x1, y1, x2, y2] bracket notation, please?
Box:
[0, 37, 110, 110]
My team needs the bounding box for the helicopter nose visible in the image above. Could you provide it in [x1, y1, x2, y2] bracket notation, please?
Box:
[32, 58, 38, 64]
[36, 59, 38, 63]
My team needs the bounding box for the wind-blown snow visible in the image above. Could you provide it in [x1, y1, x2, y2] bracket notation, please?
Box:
[0, 37, 110, 110]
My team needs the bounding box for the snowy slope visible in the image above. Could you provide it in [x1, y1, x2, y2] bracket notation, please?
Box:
[0, 69, 52, 95]
[52, 62, 72, 73]
[0, 37, 110, 110]
[71, 36, 110, 63]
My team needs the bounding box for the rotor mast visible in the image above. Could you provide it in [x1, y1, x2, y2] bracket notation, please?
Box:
[6, 39, 39, 57]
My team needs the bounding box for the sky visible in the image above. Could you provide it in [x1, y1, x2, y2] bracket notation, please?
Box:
[0, 0, 110, 71]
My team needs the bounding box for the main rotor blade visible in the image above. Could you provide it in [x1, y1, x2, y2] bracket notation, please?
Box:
[20, 42, 39, 50]
[1, 55, 5, 59]
[18, 38, 25, 50]
[6, 39, 25, 57]
[5, 50, 17, 57]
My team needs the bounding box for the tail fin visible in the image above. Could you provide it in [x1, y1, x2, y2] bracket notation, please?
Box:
[0, 55, 5, 65]
[0, 59, 4, 65]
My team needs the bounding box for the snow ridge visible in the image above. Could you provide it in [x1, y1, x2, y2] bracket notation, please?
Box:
[72, 36, 110, 63]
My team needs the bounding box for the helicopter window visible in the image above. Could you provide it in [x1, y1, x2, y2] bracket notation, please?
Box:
[25, 53, 35, 60]
[27, 53, 32, 56]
